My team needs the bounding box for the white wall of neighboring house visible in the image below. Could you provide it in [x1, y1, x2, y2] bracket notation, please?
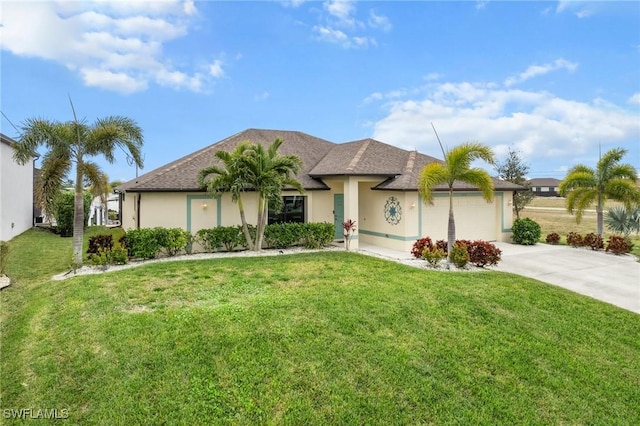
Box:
[88, 193, 120, 226]
[0, 136, 34, 241]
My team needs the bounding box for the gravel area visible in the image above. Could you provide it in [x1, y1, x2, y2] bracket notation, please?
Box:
[51, 244, 488, 281]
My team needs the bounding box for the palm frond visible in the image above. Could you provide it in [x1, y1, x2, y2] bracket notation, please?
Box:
[35, 152, 71, 217]
[87, 116, 144, 167]
[418, 163, 449, 204]
[565, 187, 597, 223]
[604, 179, 640, 207]
[81, 161, 107, 192]
[558, 170, 596, 196]
[457, 168, 495, 202]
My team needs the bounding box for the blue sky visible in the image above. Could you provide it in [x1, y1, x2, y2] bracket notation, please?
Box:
[1, 0, 639, 183]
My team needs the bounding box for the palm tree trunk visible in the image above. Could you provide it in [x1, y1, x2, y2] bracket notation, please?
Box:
[597, 193, 604, 236]
[237, 196, 254, 251]
[256, 196, 268, 251]
[447, 190, 455, 268]
[73, 167, 85, 269]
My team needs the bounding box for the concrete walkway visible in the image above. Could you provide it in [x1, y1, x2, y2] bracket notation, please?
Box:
[358, 242, 640, 314]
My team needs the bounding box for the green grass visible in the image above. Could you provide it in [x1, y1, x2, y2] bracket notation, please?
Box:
[2, 229, 639, 424]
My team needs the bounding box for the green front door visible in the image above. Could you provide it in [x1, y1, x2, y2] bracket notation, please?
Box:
[333, 194, 344, 239]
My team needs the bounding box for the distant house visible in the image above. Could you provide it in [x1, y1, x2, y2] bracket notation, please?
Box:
[528, 178, 561, 197]
[118, 129, 523, 252]
[0, 133, 35, 241]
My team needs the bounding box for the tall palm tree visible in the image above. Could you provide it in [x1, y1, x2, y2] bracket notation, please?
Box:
[243, 138, 303, 250]
[198, 142, 255, 250]
[558, 148, 639, 236]
[418, 142, 495, 266]
[13, 114, 144, 268]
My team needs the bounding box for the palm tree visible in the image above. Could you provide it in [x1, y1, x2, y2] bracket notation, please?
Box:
[13, 114, 144, 268]
[198, 139, 303, 251]
[198, 142, 255, 250]
[243, 139, 303, 250]
[418, 142, 495, 266]
[558, 148, 639, 236]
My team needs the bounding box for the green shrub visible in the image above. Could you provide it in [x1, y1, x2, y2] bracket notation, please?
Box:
[450, 242, 470, 268]
[51, 190, 92, 237]
[545, 232, 560, 244]
[155, 227, 189, 256]
[606, 236, 634, 255]
[304, 222, 334, 249]
[264, 223, 305, 249]
[411, 237, 434, 259]
[422, 246, 445, 267]
[196, 228, 221, 252]
[123, 228, 160, 259]
[197, 227, 245, 252]
[511, 218, 541, 245]
[567, 232, 584, 248]
[88, 242, 129, 267]
[0, 241, 10, 275]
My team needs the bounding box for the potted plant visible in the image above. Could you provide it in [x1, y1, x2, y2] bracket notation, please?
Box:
[343, 219, 356, 250]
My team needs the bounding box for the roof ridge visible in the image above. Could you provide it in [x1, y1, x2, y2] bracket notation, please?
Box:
[404, 150, 417, 175]
[345, 139, 370, 172]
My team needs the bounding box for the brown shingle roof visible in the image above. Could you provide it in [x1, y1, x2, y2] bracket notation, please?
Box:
[118, 128, 524, 193]
[527, 178, 561, 187]
[118, 129, 335, 192]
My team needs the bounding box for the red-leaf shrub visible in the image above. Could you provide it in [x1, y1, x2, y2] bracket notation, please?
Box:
[583, 233, 604, 251]
[87, 234, 114, 255]
[436, 239, 448, 253]
[606, 236, 634, 255]
[567, 232, 584, 248]
[458, 239, 502, 267]
[411, 237, 434, 259]
[545, 232, 560, 244]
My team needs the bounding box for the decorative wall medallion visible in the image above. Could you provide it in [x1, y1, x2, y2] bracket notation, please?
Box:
[384, 196, 402, 225]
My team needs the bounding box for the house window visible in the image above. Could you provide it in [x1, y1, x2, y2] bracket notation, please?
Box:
[541, 187, 549, 192]
[268, 196, 305, 224]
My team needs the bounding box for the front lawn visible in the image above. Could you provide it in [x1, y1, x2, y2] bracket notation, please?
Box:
[1, 229, 639, 424]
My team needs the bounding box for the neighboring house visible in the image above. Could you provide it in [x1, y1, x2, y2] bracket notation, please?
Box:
[117, 129, 522, 252]
[527, 178, 561, 197]
[0, 133, 35, 241]
[88, 192, 120, 226]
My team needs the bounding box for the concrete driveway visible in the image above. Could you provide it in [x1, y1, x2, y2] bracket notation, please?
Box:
[493, 243, 640, 314]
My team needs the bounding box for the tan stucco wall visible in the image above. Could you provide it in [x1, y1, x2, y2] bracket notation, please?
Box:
[120, 186, 514, 253]
[121, 190, 336, 233]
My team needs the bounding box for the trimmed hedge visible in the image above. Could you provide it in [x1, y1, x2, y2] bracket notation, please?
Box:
[196, 222, 335, 253]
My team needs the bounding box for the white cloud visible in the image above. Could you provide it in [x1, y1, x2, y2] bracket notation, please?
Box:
[504, 58, 578, 87]
[0, 1, 219, 94]
[304, 1, 388, 49]
[628, 93, 640, 105]
[313, 25, 349, 44]
[556, 1, 597, 18]
[208, 60, 225, 78]
[368, 10, 392, 32]
[80, 68, 148, 94]
[324, 0, 356, 22]
[370, 81, 639, 171]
